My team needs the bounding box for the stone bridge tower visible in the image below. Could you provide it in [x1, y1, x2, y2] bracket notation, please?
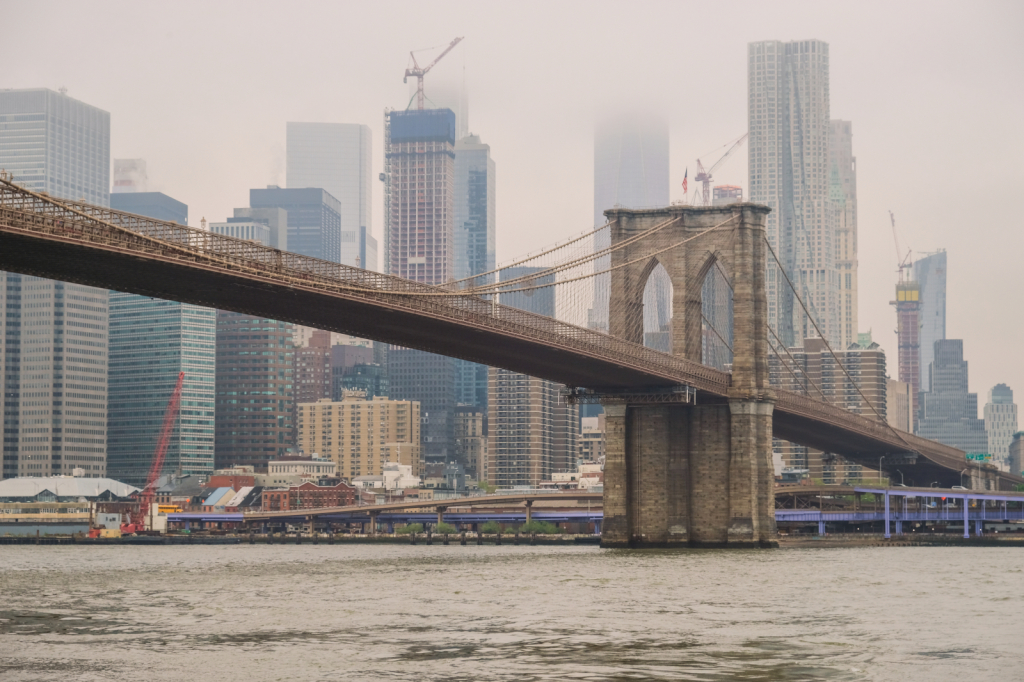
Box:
[601, 203, 776, 547]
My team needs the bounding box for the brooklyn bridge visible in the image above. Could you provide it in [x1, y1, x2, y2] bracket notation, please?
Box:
[0, 176, 1018, 548]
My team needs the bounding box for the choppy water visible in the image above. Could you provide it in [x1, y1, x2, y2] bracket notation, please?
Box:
[1, 544, 1021, 681]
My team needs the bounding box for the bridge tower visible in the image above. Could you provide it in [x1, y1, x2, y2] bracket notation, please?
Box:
[601, 203, 776, 548]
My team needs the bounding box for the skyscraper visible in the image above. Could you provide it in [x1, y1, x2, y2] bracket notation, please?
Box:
[286, 123, 377, 270]
[249, 187, 342, 264]
[452, 133, 497, 411]
[914, 251, 947, 392]
[384, 108, 458, 464]
[383, 108, 456, 283]
[591, 113, 670, 335]
[830, 120, 858, 349]
[215, 312, 295, 471]
[0, 88, 110, 480]
[748, 40, 836, 346]
[984, 384, 1018, 471]
[918, 340, 988, 453]
[107, 192, 216, 487]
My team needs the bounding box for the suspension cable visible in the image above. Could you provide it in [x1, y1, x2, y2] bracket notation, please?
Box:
[763, 235, 918, 453]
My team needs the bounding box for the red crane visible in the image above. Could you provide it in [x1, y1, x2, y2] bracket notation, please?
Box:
[123, 371, 185, 534]
[404, 37, 464, 110]
[693, 133, 749, 206]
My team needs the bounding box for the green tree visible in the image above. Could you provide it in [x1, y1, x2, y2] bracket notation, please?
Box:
[518, 520, 563, 535]
[435, 522, 458, 534]
[396, 523, 423, 535]
[480, 520, 502, 534]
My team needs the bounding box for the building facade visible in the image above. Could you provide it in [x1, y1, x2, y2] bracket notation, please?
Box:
[215, 313, 295, 471]
[249, 186, 341, 263]
[984, 384, 1018, 471]
[886, 379, 912, 433]
[286, 122, 376, 270]
[913, 251, 947, 392]
[829, 120, 858, 350]
[918, 339, 988, 453]
[452, 133, 497, 412]
[453, 406, 486, 481]
[1, 88, 110, 480]
[748, 40, 837, 346]
[294, 329, 331, 406]
[1009, 433, 1023, 477]
[296, 395, 421, 478]
[110, 191, 187, 224]
[383, 108, 458, 464]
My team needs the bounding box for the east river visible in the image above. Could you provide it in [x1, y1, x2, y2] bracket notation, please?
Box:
[1, 544, 1021, 681]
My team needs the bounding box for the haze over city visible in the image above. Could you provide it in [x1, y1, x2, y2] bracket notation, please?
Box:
[4, 0, 1021, 400]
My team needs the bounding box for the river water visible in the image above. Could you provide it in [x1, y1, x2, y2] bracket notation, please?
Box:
[1, 544, 1021, 681]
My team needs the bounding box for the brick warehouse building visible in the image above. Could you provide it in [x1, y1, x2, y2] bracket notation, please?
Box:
[260, 480, 356, 512]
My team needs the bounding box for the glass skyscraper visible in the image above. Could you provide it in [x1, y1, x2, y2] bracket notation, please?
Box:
[914, 251, 947, 392]
[453, 133, 497, 410]
[748, 40, 837, 347]
[0, 88, 110, 480]
[107, 193, 216, 487]
[286, 123, 377, 270]
[918, 339, 988, 452]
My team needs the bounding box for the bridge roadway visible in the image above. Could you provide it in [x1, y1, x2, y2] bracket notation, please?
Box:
[1, 180, 1020, 489]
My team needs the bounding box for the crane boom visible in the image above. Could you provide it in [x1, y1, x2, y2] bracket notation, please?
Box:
[693, 133, 748, 206]
[125, 371, 185, 532]
[403, 37, 464, 110]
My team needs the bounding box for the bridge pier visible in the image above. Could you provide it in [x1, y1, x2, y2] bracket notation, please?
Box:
[601, 204, 776, 549]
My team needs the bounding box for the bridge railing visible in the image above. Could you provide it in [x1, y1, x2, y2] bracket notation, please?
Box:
[0, 181, 732, 393]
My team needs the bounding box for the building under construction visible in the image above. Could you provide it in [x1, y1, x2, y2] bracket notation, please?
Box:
[894, 280, 921, 430]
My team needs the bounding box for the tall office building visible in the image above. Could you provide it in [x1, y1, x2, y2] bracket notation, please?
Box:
[984, 384, 1018, 470]
[286, 123, 377, 270]
[294, 329, 331, 406]
[918, 340, 988, 453]
[215, 312, 295, 471]
[830, 121, 858, 349]
[487, 267, 577, 487]
[452, 133, 497, 411]
[894, 280, 921, 429]
[107, 193, 216, 487]
[1, 88, 110, 480]
[249, 187, 341, 263]
[748, 40, 837, 346]
[384, 108, 458, 464]
[591, 113, 670, 336]
[914, 251, 947, 392]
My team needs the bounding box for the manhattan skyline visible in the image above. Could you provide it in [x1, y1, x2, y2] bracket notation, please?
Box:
[1, 0, 1021, 411]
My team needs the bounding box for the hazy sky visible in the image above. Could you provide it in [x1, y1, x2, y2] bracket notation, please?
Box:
[4, 0, 1023, 414]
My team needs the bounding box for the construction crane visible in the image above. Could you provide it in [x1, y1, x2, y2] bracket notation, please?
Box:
[889, 210, 913, 282]
[404, 37, 463, 110]
[694, 133, 749, 206]
[122, 371, 185, 534]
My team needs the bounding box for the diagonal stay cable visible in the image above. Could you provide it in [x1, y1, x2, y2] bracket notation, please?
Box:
[763, 234, 919, 455]
[451, 214, 740, 297]
[767, 324, 829, 402]
[448, 220, 614, 287]
[462, 215, 682, 293]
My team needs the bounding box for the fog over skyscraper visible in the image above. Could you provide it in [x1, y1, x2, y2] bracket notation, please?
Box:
[286, 123, 377, 270]
[0, 88, 110, 480]
[748, 40, 837, 346]
[591, 112, 670, 338]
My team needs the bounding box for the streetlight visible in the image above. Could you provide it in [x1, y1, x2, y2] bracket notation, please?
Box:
[878, 456, 885, 485]
[896, 469, 905, 486]
[960, 468, 968, 488]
